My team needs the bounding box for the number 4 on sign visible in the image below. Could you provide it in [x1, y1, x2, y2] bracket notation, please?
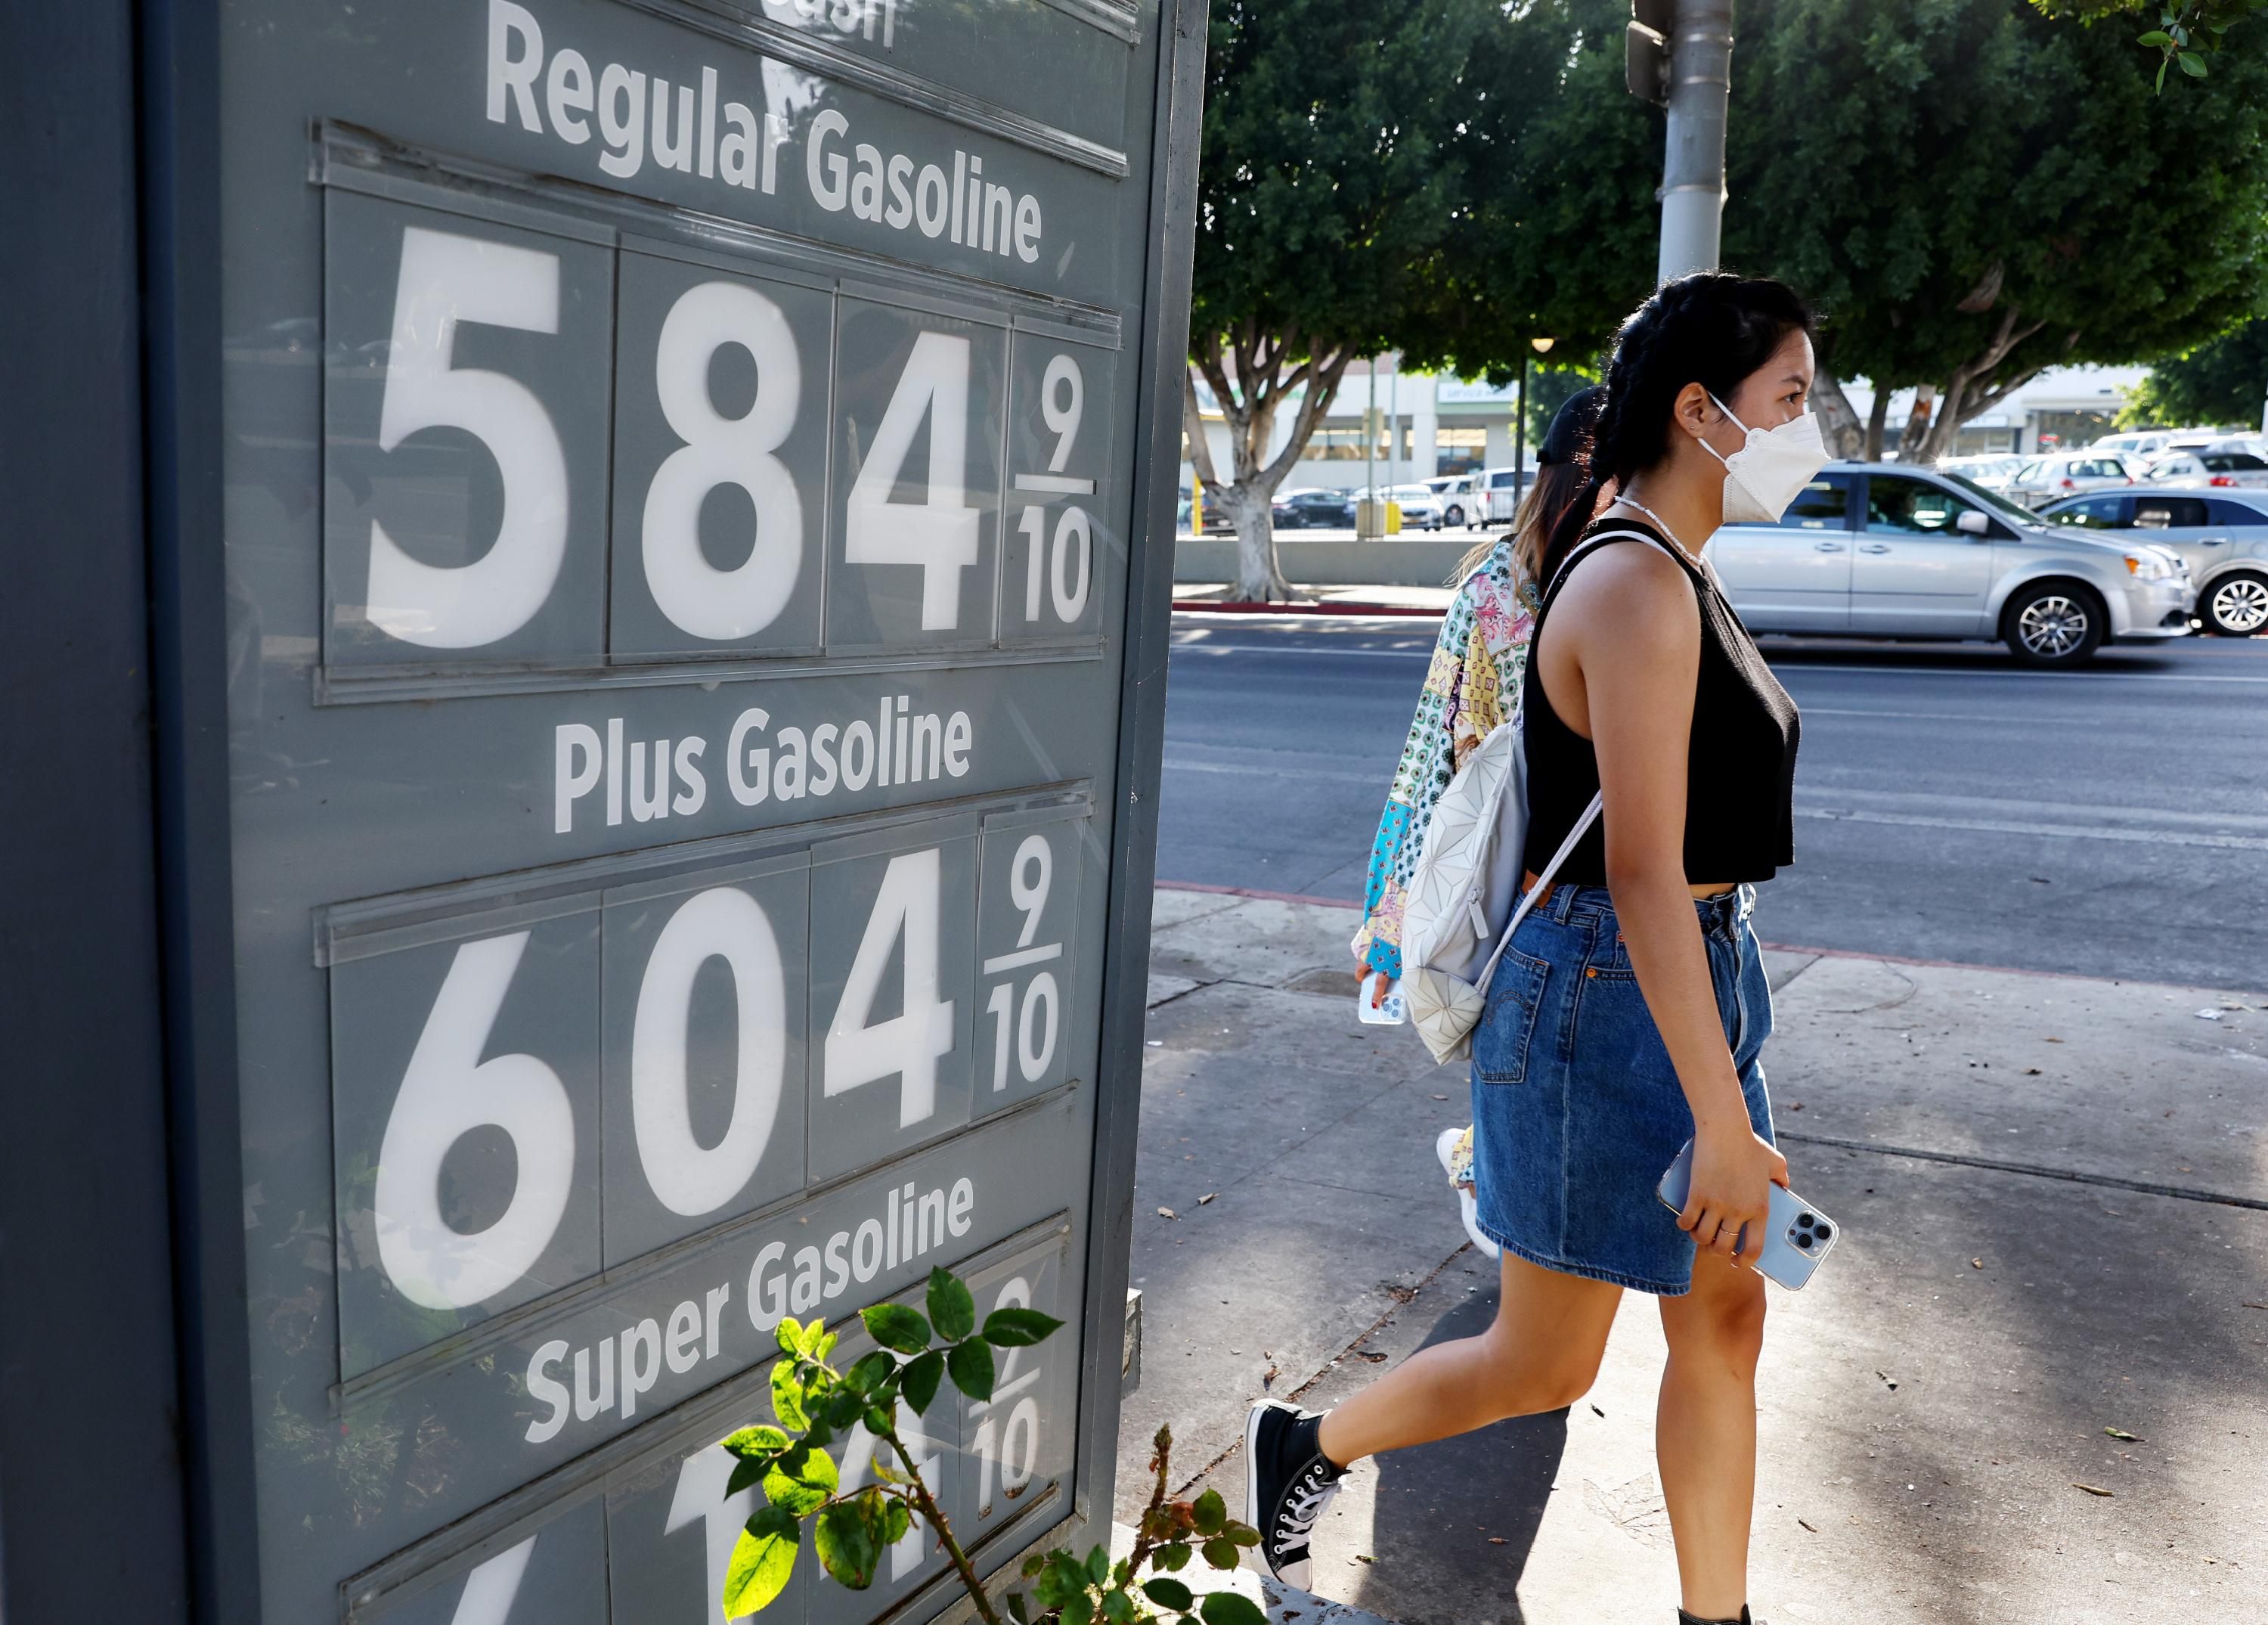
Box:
[844, 332, 980, 630]
[826, 850, 955, 1127]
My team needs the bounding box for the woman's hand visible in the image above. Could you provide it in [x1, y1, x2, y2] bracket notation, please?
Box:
[1354, 966, 1388, 1009]
[1677, 1124, 1789, 1267]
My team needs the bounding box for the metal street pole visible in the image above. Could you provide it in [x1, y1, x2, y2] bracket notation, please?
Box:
[1514, 352, 1527, 505]
[1656, 0, 1734, 282]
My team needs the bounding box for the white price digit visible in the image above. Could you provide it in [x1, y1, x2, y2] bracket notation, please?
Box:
[1017, 972, 1059, 1084]
[1009, 835, 1052, 944]
[366, 225, 570, 650]
[641, 281, 806, 640]
[844, 331, 980, 630]
[825, 850, 955, 1127]
[1016, 504, 1089, 625]
[1050, 507, 1092, 622]
[1040, 353, 1083, 472]
[971, 1276, 1043, 1514]
[446, 1536, 536, 1625]
[842, 1403, 942, 1582]
[375, 933, 575, 1310]
[667, 1441, 761, 1624]
[632, 887, 788, 1217]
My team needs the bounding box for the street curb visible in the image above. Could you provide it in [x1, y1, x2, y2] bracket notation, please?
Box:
[1151, 881, 2268, 1001]
[1169, 599, 1446, 617]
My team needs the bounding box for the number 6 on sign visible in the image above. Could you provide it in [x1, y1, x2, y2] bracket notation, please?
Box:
[375, 933, 576, 1310]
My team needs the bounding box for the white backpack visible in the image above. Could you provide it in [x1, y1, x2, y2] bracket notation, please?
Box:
[1397, 530, 1672, 1065]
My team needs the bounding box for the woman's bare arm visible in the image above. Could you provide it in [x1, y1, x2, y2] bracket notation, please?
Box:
[1545, 545, 1786, 1263]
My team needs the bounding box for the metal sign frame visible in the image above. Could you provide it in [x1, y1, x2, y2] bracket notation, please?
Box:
[0, 1, 1204, 1620]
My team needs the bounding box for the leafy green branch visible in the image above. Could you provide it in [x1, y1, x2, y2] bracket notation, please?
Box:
[2032, 0, 2266, 89]
[717, 1267, 1266, 1625]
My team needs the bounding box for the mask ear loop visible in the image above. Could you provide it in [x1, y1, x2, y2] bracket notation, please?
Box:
[1694, 390, 1747, 470]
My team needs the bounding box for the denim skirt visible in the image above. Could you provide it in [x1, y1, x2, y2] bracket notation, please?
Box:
[1467, 881, 1776, 1296]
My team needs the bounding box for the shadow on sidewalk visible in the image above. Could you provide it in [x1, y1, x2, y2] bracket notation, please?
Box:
[1347, 1287, 1571, 1625]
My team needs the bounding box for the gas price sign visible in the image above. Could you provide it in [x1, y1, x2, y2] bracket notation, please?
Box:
[205, 2, 1196, 1620]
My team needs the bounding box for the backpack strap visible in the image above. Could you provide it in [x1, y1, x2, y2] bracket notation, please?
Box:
[1470, 527, 1682, 994]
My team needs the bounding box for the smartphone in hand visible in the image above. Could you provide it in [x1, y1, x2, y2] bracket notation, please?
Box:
[1357, 971, 1406, 1025]
[1656, 1139, 1840, 1290]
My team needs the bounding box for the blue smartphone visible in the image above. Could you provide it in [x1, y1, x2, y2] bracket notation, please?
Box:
[1656, 1140, 1840, 1291]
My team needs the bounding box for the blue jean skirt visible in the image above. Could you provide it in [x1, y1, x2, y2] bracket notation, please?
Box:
[1468, 881, 1776, 1297]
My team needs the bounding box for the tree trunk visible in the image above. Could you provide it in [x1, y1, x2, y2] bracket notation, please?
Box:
[1218, 481, 1291, 600]
[1187, 328, 1357, 603]
[1811, 365, 1865, 460]
[1864, 389, 1891, 462]
[1897, 383, 1935, 462]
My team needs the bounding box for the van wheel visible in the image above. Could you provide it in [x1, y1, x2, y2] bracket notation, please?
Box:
[1443, 503, 1465, 528]
[2003, 581, 2105, 667]
[2204, 570, 2268, 636]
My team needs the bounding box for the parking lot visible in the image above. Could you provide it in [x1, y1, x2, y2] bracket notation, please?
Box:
[1156, 616, 2268, 991]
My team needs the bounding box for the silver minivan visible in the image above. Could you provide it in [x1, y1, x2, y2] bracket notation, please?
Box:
[2037, 486, 2268, 637]
[1707, 463, 2194, 667]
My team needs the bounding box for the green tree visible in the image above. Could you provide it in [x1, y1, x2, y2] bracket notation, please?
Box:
[1185, 0, 1513, 599]
[2122, 317, 2268, 426]
[2030, 0, 2266, 90]
[1721, 0, 2268, 461]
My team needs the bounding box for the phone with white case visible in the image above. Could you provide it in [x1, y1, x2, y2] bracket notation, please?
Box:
[1356, 971, 1406, 1025]
[1656, 1140, 1839, 1290]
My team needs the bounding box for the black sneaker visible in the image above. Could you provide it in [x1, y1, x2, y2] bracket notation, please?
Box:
[1244, 1400, 1344, 1588]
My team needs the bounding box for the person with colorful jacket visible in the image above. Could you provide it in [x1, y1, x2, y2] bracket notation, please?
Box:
[1352, 388, 1606, 1254]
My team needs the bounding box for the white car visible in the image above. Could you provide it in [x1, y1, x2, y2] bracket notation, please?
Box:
[1358, 484, 1448, 530]
[1424, 474, 1480, 529]
[2039, 485, 2268, 637]
[1938, 454, 2027, 491]
[2139, 448, 2268, 489]
[1708, 463, 2192, 665]
[2003, 451, 2144, 507]
[2089, 429, 2182, 461]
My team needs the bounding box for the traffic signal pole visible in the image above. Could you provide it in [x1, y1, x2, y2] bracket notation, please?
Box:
[1628, 0, 1734, 281]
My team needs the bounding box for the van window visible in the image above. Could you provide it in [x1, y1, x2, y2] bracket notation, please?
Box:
[1777, 473, 1851, 529]
[2048, 496, 2128, 529]
[2132, 497, 2208, 529]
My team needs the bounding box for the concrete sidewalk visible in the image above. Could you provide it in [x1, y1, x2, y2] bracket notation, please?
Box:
[1120, 887, 2268, 1625]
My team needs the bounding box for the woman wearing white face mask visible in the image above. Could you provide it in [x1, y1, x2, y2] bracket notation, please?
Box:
[1244, 274, 1818, 1625]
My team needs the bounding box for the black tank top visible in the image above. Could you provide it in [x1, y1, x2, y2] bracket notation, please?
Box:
[1520, 521, 1800, 885]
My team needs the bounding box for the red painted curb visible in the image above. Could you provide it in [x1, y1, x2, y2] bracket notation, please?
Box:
[1169, 599, 1446, 617]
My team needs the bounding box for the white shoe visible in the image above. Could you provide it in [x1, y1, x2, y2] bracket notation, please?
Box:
[1435, 1127, 1498, 1258]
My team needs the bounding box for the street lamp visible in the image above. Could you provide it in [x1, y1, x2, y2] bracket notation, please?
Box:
[1517, 336, 1556, 505]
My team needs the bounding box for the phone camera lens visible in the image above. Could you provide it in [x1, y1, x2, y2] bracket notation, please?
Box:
[1811, 1222, 1832, 1241]
[1796, 1233, 1814, 1249]
[1796, 1213, 1814, 1230]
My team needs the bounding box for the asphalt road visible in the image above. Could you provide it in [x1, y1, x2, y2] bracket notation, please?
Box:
[1155, 615, 2268, 992]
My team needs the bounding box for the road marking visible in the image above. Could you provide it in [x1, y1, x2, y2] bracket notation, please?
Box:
[1779, 661, 2268, 686]
[1168, 640, 1431, 660]
[1799, 785, 2268, 833]
[1163, 756, 1383, 785]
[1799, 806, 2268, 852]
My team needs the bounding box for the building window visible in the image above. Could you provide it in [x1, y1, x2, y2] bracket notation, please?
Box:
[1436, 427, 1486, 476]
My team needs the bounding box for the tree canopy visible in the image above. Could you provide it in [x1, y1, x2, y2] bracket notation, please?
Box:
[2121, 318, 2268, 426]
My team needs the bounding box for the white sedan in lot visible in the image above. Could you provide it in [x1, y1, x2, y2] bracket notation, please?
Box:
[1706, 463, 2192, 666]
[2037, 486, 2268, 637]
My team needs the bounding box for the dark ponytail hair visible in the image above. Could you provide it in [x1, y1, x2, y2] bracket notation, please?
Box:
[1541, 271, 1814, 585]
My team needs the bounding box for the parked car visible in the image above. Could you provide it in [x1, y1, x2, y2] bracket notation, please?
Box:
[1424, 474, 1479, 529]
[1269, 487, 1356, 529]
[2003, 451, 2144, 507]
[1706, 462, 2193, 666]
[2038, 486, 2268, 637]
[2088, 429, 2181, 461]
[1475, 465, 1530, 526]
[2139, 448, 2268, 489]
[1357, 483, 1448, 530]
[1938, 454, 2028, 492]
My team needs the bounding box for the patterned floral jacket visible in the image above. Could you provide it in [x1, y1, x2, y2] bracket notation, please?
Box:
[1352, 537, 1541, 978]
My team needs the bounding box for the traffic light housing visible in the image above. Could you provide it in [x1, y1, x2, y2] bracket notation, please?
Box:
[1626, 0, 1674, 104]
